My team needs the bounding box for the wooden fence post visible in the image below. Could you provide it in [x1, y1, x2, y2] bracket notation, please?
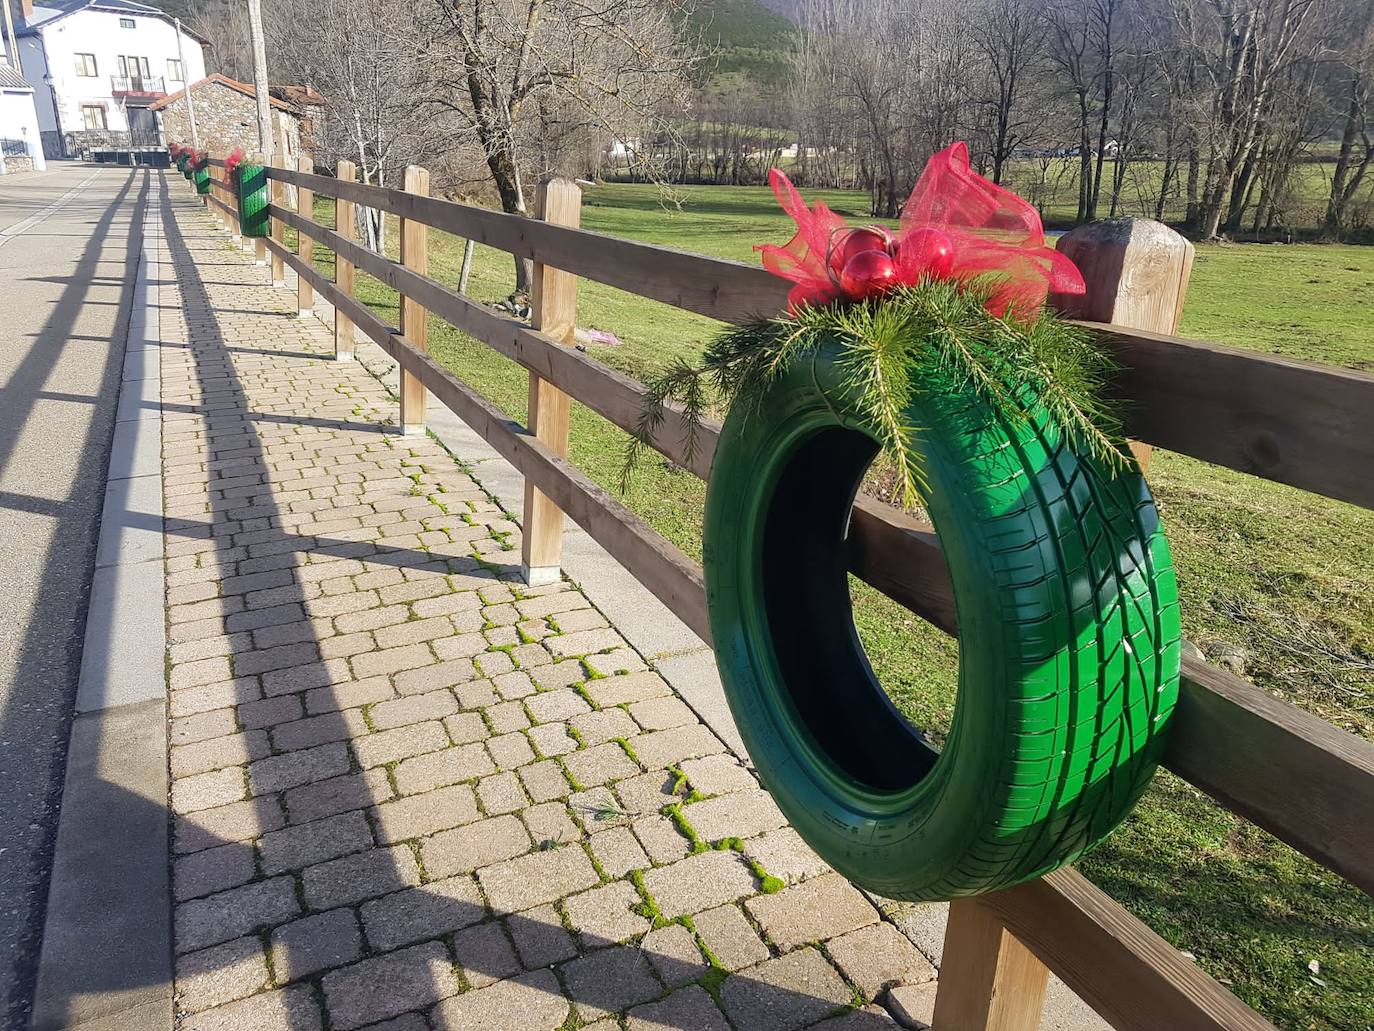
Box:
[520, 178, 582, 586]
[252, 151, 267, 265]
[213, 150, 229, 231]
[933, 898, 1050, 1031]
[270, 160, 285, 286]
[334, 160, 357, 360]
[399, 164, 431, 434]
[1051, 218, 1195, 473]
[296, 155, 314, 316]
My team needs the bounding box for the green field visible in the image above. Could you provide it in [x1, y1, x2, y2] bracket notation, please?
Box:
[299, 182, 1374, 1030]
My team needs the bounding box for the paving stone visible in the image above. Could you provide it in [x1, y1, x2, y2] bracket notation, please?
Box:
[302, 844, 423, 909]
[474, 651, 514, 678]
[371, 783, 480, 843]
[569, 708, 639, 746]
[629, 724, 725, 769]
[452, 920, 521, 989]
[258, 808, 374, 873]
[491, 670, 536, 699]
[511, 643, 552, 669]
[519, 760, 572, 803]
[529, 659, 584, 691]
[361, 874, 487, 950]
[175, 797, 286, 854]
[680, 754, 756, 796]
[485, 700, 531, 734]
[569, 786, 631, 832]
[628, 985, 730, 1031]
[640, 846, 752, 918]
[367, 694, 459, 737]
[643, 922, 709, 988]
[550, 607, 608, 633]
[272, 709, 369, 750]
[615, 769, 680, 815]
[171, 708, 240, 747]
[352, 643, 436, 680]
[486, 731, 535, 770]
[173, 767, 247, 815]
[430, 634, 486, 664]
[684, 788, 788, 842]
[176, 876, 301, 954]
[477, 845, 600, 914]
[270, 908, 364, 981]
[522, 802, 580, 847]
[306, 676, 396, 714]
[743, 828, 831, 886]
[631, 814, 692, 865]
[517, 592, 591, 620]
[351, 721, 450, 768]
[588, 826, 650, 878]
[627, 696, 698, 732]
[430, 969, 568, 1031]
[452, 677, 498, 708]
[507, 903, 578, 969]
[524, 688, 592, 723]
[720, 948, 852, 1031]
[263, 659, 350, 696]
[583, 648, 647, 678]
[394, 742, 495, 794]
[323, 941, 461, 1030]
[238, 694, 305, 729]
[688, 904, 771, 972]
[443, 710, 488, 743]
[286, 768, 394, 824]
[561, 944, 663, 1022]
[176, 936, 271, 1013]
[746, 873, 879, 951]
[527, 722, 577, 757]
[249, 741, 351, 795]
[180, 984, 322, 1031]
[172, 677, 261, 717]
[583, 671, 671, 707]
[355, 1016, 430, 1031]
[563, 741, 639, 787]
[175, 842, 257, 901]
[171, 656, 235, 690]
[564, 880, 650, 946]
[171, 730, 270, 778]
[421, 815, 532, 879]
[825, 922, 936, 998]
[544, 627, 627, 659]
[884, 981, 937, 1030]
[813, 1005, 901, 1029]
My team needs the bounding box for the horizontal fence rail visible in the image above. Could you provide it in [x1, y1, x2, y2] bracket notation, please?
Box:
[187, 159, 1374, 1031]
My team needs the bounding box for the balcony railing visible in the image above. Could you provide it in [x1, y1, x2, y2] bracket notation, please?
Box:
[110, 75, 166, 96]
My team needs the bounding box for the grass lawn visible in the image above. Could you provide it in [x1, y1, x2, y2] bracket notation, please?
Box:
[298, 181, 1373, 1030]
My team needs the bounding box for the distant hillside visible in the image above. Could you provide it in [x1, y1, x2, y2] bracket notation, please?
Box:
[754, 0, 804, 20]
[688, 0, 796, 94]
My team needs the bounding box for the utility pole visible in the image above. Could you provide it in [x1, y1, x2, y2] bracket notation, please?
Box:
[2, 0, 20, 70]
[174, 17, 200, 151]
[247, 0, 273, 161]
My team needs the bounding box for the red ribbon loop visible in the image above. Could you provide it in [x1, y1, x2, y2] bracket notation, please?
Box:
[757, 142, 1085, 317]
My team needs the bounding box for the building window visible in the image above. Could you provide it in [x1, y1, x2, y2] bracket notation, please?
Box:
[74, 53, 98, 76]
[81, 105, 108, 131]
[120, 17, 136, 28]
[167, 58, 183, 82]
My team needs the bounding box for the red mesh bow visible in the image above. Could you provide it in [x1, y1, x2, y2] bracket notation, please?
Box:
[758, 142, 1085, 318]
[225, 147, 246, 186]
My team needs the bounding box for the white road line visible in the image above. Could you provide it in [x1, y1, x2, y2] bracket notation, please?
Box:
[0, 173, 101, 249]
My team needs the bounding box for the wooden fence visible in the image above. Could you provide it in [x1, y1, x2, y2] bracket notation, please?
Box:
[195, 153, 1374, 1031]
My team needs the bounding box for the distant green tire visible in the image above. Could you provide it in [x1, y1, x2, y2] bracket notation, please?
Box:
[703, 335, 1181, 901]
[235, 162, 270, 238]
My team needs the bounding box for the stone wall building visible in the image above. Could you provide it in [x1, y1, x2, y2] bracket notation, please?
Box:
[152, 74, 308, 163]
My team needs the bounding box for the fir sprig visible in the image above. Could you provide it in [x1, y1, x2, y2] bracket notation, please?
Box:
[622, 279, 1132, 506]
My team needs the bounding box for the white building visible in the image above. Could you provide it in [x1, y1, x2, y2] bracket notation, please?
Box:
[13, 0, 207, 160]
[0, 63, 46, 173]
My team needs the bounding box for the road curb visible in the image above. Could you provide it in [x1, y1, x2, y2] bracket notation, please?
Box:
[30, 175, 172, 1031]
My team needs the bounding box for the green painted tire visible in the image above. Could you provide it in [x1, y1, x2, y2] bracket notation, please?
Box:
[703, 335, 1181, 901]
[193, 164, 211, 196]
[235, 162, 270, 238]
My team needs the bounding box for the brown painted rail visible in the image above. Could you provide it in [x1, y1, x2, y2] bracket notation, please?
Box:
[177, 157, 1374, 1030]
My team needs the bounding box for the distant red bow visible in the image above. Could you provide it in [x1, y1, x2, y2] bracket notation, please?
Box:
[758, 142, 1085, 317]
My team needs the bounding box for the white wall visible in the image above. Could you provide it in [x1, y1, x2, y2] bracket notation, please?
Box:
[0, 88, 47, 170]
[19, 10, 206, 138]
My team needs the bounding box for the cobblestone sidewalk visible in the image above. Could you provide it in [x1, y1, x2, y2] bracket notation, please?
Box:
[159, 183, 938, 1031]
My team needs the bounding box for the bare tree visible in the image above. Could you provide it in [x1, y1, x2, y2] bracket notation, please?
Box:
[421, 0, 699, 290]
[969, 0, 1051, 183]
[1324, 0, 1374, 236]
[246, 0, 273, 160]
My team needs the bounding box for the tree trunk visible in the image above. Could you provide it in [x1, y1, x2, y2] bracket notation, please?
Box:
[1184, 145, 1200, 228]
[1325, 80, 1362, 239]
[247, 0, 273, 161]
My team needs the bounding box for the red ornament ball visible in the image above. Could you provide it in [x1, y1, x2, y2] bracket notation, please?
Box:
[839, 249, 899, 300]
[895, 227, 956, 281]
[829, 225, 894, 279]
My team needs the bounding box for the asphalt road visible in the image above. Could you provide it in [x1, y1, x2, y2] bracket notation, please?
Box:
[0, 163, 150, 1029]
